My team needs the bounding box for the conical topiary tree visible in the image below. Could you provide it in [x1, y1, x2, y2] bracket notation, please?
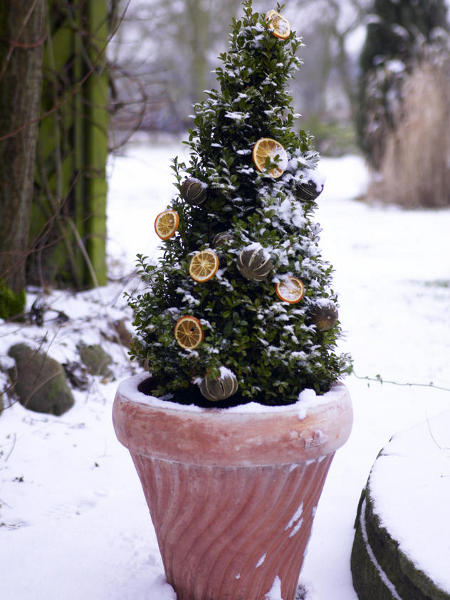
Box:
[128, 0, 351, 407]
[357, 0, 449, 169]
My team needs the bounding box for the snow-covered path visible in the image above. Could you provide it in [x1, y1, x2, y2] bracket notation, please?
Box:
[1, 138, 449, 600]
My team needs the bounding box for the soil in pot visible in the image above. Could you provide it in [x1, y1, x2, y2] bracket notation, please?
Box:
[138, 375, 333, 410]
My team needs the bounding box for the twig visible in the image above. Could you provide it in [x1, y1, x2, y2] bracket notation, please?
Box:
[2, 31, 47, 49]
[0, 0, 42, 82]
[425, 416, 450, 451]
[5, 434, 17, 462]
[352, 371, 450, 393]
[65, 217, 100, 288]
[0, 0, 130, 143]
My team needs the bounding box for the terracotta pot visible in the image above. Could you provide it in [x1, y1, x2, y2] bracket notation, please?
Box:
[113, 374, 352, 600]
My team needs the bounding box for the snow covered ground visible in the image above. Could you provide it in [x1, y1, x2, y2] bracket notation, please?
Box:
[1, 136, 449, 600]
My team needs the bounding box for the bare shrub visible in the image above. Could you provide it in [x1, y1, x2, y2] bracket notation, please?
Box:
[368, 58, 450, 208]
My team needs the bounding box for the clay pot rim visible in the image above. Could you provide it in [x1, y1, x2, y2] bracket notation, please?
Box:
[113, 374, 353, 467]
[117, 373, 347, 415]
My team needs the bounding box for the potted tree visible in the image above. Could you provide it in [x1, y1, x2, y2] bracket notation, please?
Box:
[113, 2, 352, 599]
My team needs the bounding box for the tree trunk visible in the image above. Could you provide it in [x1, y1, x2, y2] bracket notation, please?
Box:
[185, 0, 210, 106]
[335, 33, 358, 119]
[85, 0, 109, 287]
[28, 0, 109, 289]
[0, 1, 46, 318]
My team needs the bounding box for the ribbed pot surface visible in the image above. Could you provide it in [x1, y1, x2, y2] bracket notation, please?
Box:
[113, 375, 353, 600]
[132, 453, 333, 600]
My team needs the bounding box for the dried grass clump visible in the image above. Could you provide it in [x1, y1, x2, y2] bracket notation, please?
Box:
[368, 59, 450, 208]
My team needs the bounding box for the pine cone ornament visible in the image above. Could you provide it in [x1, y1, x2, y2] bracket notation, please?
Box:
[237, 245, 274, 281]
[310, 301, 339, 331]
[199, 368, 239, 402]
[294, 178, 324, 202]
[180, 178, 207, 205]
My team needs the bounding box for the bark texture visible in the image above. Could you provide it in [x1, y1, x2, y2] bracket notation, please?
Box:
[0, 1, 46, 302]
[28, 0, 109, 289]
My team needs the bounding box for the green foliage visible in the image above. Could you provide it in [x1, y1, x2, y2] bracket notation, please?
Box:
[128, 0, 351, 405]
[0, 281, 25, 321]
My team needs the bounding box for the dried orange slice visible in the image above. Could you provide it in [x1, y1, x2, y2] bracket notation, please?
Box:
[174, 316, 204, 350]
[189, 249, 219, 283]
[265, 10, 291, 40]
[275, 277, 305, 304]
[252, 138, 288, 178]
[154, 209, 179, 240]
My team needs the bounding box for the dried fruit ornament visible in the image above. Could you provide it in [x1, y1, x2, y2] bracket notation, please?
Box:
[154, 209, 179, 240]
[265, 10, 291, 40]
[252, 138, 288, 179]
[310, 301, 339, 331]
[199, 368, 239, 402]
[180, 177, 207, 205]
[189, 250, 219, 283]
[275, 276, 305, 304]
[174, 316, 204, 350]
[212, 231, 233, 248]
[237, 245, 274, 281]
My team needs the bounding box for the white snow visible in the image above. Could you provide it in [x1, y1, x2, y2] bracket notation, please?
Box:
[117, 374, 345, 417]
[368, 411, 450, 593]
[225, 111, 249, 121]
[285, 501, 304, 538]
[386, 59, 405, 74]
[358, 498, 402, 600]
[256, 553, 267, 568]
[304, 167, 326, 191]
[266, 576, 284, 600]
[219, 366, 236, 379]
[275, 198, 306, 229]
[297, 387, 347, 421]
[1, 139, 450, 600]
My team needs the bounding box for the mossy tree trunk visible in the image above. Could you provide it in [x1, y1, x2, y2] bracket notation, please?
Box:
[0, 1, 46, 319]
[29, 0, 109, 289]
[186, 0, 210, 107]
[357, 0, 448, 169]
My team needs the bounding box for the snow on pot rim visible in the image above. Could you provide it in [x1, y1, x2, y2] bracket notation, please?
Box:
[113, 374, 352, 467]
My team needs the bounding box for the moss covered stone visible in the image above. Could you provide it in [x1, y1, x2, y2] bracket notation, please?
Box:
[352, 477, 450, 600]
[78, 342, 113, 378]
[8, 344, 74, 416]
[0, 281, 25, 320]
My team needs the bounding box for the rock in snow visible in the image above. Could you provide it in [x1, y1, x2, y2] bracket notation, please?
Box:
[8, 343, 74, 416]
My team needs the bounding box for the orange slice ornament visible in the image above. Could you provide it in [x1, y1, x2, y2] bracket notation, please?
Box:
[174, 316, 204, 350]
[275, 276, 305, 304]
[154, 209, 179, 240]
[265, 10, 291, 40]
[252, 138, 288, 179]
[189, 249, 219, 283]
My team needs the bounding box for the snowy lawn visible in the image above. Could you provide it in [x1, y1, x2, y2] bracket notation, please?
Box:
[1, 137, 449, 599]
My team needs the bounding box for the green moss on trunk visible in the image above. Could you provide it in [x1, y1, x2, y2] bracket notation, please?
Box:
[0, 281, 26, 321]
[29, 0, 109, 289]
[0, 1, 45, 309]
[85, 0, 108, 287]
